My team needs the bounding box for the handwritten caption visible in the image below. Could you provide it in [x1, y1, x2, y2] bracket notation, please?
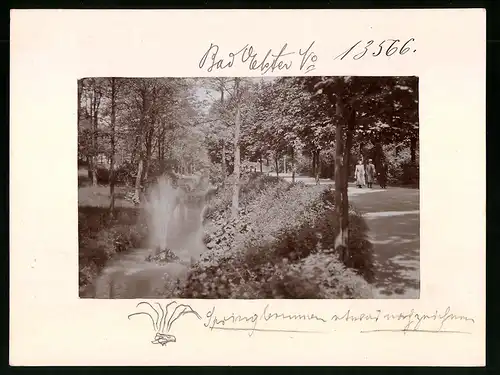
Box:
[128, 302, 476, 346]
[203, 305, 474, 337]
[198, 39, 416, 75]
[199, 41, 318, 75]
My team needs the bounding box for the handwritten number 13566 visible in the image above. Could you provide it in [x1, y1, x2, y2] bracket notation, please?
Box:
[335, 38, 415, 60]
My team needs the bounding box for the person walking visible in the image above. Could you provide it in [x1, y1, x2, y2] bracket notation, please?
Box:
[365, 159, 376, 188]
[378, 161, 387, 189]
[355, 160, 366, 188]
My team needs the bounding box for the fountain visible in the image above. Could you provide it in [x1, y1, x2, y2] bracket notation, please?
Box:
[92, 174, 209, 298]
[144, 176, 181, 256]
[143, 174, 207, 265]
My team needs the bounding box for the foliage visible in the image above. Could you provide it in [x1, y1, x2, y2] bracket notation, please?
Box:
[175, 176, 374, 299]
[78, 206, 148, 290]
[383, 144, 419, 185]
[78, 75, 419, 190]
[78, 75, 419, 295]
[203, 173, 289, 221]
[78, 77, 204, 183]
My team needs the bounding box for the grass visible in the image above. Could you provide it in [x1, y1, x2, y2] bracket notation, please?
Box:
[78, 184, 136, 208]
[78, 171, 148, 295]
[78, 205, 147, 293]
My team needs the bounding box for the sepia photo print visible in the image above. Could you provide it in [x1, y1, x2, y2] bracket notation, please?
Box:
[78, 76, 419, 299]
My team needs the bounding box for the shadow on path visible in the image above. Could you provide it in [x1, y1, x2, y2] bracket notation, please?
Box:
[282, 175, 420, 298]
[349, 188, 420, 299]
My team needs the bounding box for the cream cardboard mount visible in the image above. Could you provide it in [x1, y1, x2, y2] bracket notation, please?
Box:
[9, 9, 485, 366]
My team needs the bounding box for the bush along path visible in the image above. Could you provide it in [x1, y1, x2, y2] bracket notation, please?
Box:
[171, 174, 375, 299]
[80, 174, 416, 299]
[278, 175, 420, 298]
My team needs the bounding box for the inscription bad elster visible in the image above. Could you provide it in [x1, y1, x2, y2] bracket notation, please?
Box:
[198, 42, 318, 75]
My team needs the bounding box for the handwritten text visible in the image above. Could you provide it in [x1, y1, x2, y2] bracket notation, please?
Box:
[199, 42, 318, 75]
[203, 305, 475, 337]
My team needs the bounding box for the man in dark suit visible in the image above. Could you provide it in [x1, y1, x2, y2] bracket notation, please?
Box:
[365, 159, 376, 188]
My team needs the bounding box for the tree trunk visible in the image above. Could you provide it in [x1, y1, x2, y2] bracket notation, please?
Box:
[77, 79, 83, 123]
[131, 134, 139, 169]
[341, 106, 356, 263]
[221, 141, 226, 184]
[143, 86, 157, 183]
[90, 86, 101, 186]
[334, 98, 347, 260]
[275, 156, 279, 177]
[219, 84, 227, 185]
[157, 132, 162, 170]
[88, 158, 94, 181]
[143, 157, 149, 183]
[135, 159, 144, 199]
[89, 91, 96, 185]
[374, 140, 383, 176]
[291, 148, 295, 183]
[315, 150, 321, 185]
[134, 86, 148, 200]
[259, 157, 263, 173]
[231, 79, 241, 219]
[378, 78, 393, 172]
[91, 162, 98, 186]
[160, 129, 166, 174]
[410, 137, 417, 164]
[109, 78, 117, 217]
[312, 150, 316, 177]
[143, 131, 153, 183]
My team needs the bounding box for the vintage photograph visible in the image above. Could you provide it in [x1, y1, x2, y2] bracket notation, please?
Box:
[78, 76, 419, 299]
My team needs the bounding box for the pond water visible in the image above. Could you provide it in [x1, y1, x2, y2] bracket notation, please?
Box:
[89, 176, 210, 299]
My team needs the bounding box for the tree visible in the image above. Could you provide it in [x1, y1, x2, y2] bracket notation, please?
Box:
[308, 77, 370, 261]
[266, 77, 334, 181]
[211, 78, 233, 184]
[109, 77, 117, 217]
[81, 78, 105, 185]
[133, 80, 150, 198]
[231, 77, 242, 218]
[306, 75, 419, 261]
[352, 76, 419, 172]
[117, 78, 187, 199]
[196, 78, 235, 184]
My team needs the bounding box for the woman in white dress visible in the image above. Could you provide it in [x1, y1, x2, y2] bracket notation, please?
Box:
[355, 160, 366, 188]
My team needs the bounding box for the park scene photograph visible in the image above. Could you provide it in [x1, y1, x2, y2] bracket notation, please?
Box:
[78, 75, 419, 299]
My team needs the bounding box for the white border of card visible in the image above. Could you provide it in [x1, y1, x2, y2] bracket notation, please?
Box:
[10, 9, 485, 366]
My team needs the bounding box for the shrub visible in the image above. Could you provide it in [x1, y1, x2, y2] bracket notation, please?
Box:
[383, 144, 419, 186]
[175, 180, 375, 299]
[208, 162, 224, 186]
[297, 253, 373, 298]
[85, 165, 136, 186]
[317, 190, 375, 282]
[175, 250, 373, 299]
[78, 208, 148, 290]
[240, 183, 326, 265]
[203, 173, 288, 221]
